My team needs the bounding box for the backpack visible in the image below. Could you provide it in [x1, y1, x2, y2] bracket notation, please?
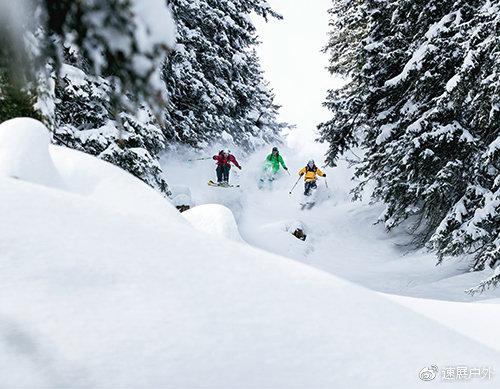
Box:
[306, 164, 317, 173]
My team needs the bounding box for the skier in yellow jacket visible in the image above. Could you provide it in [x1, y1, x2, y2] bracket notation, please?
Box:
[298, 159, 326, 196]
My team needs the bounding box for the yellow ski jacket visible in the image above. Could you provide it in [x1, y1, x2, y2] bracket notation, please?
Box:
[298, 165, 326, 182]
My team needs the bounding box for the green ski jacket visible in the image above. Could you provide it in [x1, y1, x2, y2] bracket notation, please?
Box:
[264, 153, 287, 173]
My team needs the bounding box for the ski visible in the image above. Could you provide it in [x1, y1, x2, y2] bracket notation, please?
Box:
[208, 180, 240, 188]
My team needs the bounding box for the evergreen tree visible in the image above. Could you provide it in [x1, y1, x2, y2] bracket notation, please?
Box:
[163, 0, 284, 149]
[320, 0, 500, 291]
[53, 49, 170, 195]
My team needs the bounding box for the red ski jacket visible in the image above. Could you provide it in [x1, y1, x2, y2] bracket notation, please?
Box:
[213, 154, 241, 169]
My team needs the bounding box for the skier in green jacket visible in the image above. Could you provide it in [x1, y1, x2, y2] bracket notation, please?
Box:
[259, 147, 288, 189]
[265, 147, 288, 173]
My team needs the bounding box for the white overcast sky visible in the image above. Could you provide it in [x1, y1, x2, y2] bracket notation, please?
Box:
[254, 0, 340, 144]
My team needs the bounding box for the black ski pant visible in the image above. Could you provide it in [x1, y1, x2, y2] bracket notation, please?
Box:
[216, 165, 231, 183]
[304, 180, 317, 196]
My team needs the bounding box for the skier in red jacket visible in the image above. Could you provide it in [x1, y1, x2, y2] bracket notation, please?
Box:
[213, 149, 241, 185]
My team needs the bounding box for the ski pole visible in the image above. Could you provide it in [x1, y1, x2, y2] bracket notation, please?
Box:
[325, 178, 329, 189]
[187, 157, 212, 162]
[289, 176, 301, 195]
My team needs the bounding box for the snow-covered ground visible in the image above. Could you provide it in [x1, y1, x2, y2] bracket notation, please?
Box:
[2, 118, 500, 388]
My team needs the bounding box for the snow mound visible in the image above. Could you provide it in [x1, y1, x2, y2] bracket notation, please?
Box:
[0, 118, 64, 188]
[182, 204, 244, 243]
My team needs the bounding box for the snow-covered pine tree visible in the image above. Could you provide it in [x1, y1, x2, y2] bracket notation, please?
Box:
[319, 0, 369, 162]
[236, 49, 285, 149]
[319, 0, 500, 290]
[429, 2, 500, 293]
[163, 0, 284, 149]
[52, 47, 171, 196]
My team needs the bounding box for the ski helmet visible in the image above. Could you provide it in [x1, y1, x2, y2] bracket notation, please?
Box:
[308, 159, 315, 167]
[272, 146, 278, 153]
[223, 149, 230, 155]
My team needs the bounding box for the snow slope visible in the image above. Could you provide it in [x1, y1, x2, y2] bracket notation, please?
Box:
[2, 119, 500, 388]
[386, 294, 500, 353]
[163, 142, 500, 302]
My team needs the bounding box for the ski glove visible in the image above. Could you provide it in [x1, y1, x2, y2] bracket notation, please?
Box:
[323, 174, 327, 177]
